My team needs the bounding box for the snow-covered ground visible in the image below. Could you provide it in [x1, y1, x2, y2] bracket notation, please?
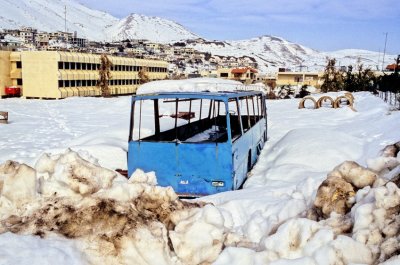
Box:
[1, 90, 400, 264]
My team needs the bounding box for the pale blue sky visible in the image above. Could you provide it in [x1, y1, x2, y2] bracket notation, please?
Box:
[79, 0, 399, 54]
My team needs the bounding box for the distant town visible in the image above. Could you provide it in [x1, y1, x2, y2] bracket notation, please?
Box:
[0, 27, 398, 100]
[0, 27, 259, 79]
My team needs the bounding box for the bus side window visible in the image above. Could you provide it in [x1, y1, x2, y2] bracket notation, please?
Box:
[132, 99, 156, 141]
[228, 98, 242, 142]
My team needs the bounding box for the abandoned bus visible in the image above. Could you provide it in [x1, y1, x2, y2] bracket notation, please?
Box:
[127, 91, 267, 196]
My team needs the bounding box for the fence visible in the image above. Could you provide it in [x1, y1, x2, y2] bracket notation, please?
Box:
[378, 91, 400, 110]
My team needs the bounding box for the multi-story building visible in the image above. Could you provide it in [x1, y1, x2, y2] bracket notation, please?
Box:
[0, 51, 168, 99]
[20, 27, 37, 44]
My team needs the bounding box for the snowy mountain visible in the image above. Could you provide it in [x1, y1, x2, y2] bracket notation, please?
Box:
[0, 0, 198, 42]
[0, 0, 117, 40]
[186, 36, 395, 73]
[105, 14, 199, 43]
[0, 0, 395, 72]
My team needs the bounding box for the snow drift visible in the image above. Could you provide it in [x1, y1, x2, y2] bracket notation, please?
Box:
[0, 150, 226, 265]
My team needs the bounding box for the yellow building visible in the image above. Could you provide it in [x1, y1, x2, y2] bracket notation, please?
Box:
[276, 71, 322, 88]
[217, 67, 258, 84]
[0, 51, 168, 99]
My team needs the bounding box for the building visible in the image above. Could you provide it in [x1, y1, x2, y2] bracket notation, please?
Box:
[0, 51, 169, 99]
[276, 71, 321, 87]
[216, 67, 258, 84]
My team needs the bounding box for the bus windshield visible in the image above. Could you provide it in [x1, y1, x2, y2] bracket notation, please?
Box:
[130, 97, 229, 143]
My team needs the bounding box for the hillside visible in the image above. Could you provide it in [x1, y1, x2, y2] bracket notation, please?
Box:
[105, 13, 199, 43]
[186, 36, 392, 73]
[0, 0, 396, 72]
[0, 0, 198, 42]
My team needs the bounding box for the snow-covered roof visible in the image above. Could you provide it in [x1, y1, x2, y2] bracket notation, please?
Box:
[136, 78, 243, 95]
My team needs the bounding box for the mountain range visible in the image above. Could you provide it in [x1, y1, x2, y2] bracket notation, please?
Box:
[0, 0, 396, 73]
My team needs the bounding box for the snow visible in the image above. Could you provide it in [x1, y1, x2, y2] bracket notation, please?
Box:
[1, 90, 400, 264]
[136, 78, 243, 94]
[105, 13, 199, 43]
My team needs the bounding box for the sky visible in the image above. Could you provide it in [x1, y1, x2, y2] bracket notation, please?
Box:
[77, 0, 400, 54]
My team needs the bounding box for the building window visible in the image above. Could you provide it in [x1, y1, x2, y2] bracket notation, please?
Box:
[294, 77, 303, 82]
[71, 63, 76, 70]
[82, 80, 87, 86]
[77, 63, 81, 70]
[82, 63, 87, 70]
[64, 80, 70, 87]
[17, 79, 23, 85]
[64, 62, 70, 70]
[71, 80, 76, 87]
[58, 80, 63, 87]
[16, 61, 22, 69]
[58, 62, 64, 69]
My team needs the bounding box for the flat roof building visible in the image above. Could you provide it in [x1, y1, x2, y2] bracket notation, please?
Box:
[276, 71, 322, 88]
[0, 51, 169, 99]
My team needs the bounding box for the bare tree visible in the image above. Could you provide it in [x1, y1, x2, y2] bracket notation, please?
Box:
[138, 66, 150, 84]
[97, 54, 113, 97]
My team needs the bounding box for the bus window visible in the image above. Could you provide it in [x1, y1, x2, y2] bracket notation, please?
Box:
[133, 98, 228, 143]
[131, 99, 156, 140]
[184, 99, 228, 143]
[228, 98, 243, 142]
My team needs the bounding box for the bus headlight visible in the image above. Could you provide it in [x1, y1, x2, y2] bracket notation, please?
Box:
[212, 181, 225, 187]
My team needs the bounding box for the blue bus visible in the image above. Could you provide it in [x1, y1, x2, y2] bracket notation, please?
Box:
[128, 91, 267, 196]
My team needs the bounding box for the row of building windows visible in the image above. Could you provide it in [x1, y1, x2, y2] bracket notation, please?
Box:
[58, 79, 141, 88]
[58, 62, 167, 73]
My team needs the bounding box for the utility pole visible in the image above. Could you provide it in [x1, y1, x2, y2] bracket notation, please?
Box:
[64, 5, 67, 33]
[377, 48, 381, 71]
[382, 32, 388, 71]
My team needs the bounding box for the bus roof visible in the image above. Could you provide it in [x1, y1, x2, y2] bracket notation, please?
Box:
[132, 90, 264, 101]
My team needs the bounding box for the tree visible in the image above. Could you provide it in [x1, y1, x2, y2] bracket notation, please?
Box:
[138, 66, 150, 84]
[320, 58, 344, 92]
[204, 52, 212, 61]
[297, 85, 310, 98]
[97, 54, 113, 97]
[343, 63, 375, 92]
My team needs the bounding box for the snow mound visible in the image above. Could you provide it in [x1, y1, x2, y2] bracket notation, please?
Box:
[213, 142, 400, 265]
[0, 149, 230, 265]
[136, 78, 243, 94]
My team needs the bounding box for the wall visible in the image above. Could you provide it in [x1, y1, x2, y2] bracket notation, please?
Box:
[0, 51, 11, 97]
[20, 51, 60, 98]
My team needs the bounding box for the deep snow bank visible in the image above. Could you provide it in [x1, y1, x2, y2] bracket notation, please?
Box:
[3, 146, 399, 265]
[0, 150, 227, 265]
[212, 142, 400, 265]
